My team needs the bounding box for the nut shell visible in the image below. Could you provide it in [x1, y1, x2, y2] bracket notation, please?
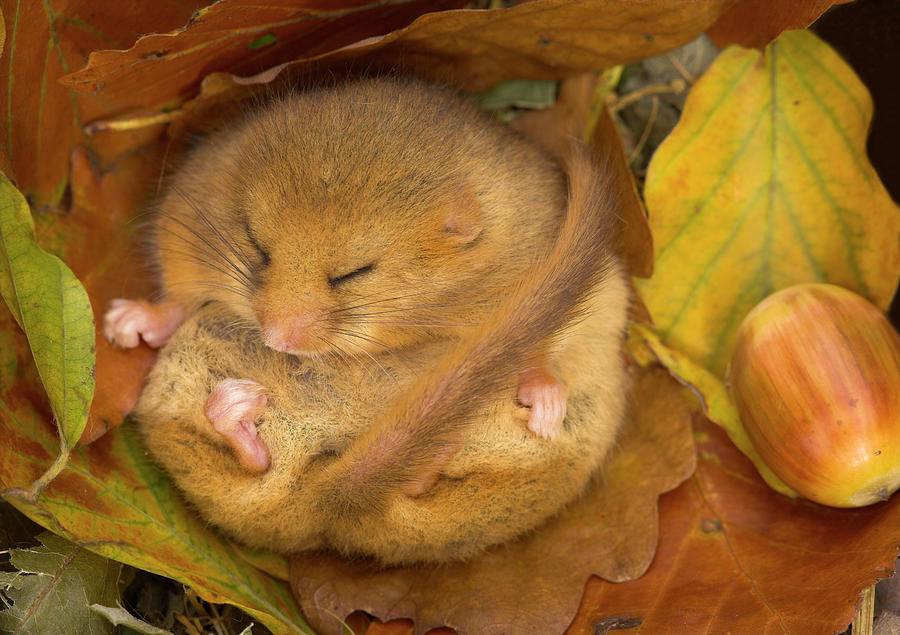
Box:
[729, 283, 900, 507]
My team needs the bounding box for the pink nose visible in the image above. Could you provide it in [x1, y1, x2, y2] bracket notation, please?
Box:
[260, 311, 320, 355]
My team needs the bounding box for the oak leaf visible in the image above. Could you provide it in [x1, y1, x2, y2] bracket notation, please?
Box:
[59, 0, 470, 116]
[567, 415, 900, 633]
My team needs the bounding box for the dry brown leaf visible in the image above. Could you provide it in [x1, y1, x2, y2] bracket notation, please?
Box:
[299, 0, 735, 93]
[79, 0, 736, 136]
[0, 0, 206, 209]
[59, 0, 470, 116]
[64, 145, 164, 441]
[289, 364, 697, 635]
[566, 415, 900, 634]
[706, 0, 853, 49]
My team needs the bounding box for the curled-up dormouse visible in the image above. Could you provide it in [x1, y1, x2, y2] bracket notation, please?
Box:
[112, 77, 631, 563]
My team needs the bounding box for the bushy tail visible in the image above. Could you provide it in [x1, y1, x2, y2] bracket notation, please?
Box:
[312, 141, 620, 521]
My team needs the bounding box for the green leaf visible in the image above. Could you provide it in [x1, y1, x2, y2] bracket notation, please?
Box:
[0, 172, 95, 461]
[0, 395, 311, 635]
[471, 79, 558, 110]
[0, 532, 121, 635]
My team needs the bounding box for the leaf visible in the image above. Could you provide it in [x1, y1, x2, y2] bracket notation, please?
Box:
[0, 324, 310, 635]
[0, 532, 120, 635]
[470, 79, 557, 111]
[0, 172, 94, 472]
[628, 321, 796, 498]
[89, 603, 172, 635]
[64, 146, 169, 442]
[0, 0, 208, 209]
[637, 30, 900, 378]
[303, 0, 735, 93]
[290, 365, 697, 635]
[567, 415, 900, 634]
[706, 0, 853, 49]
[59, 0, 471, 116]
[159, 0, 734, 138]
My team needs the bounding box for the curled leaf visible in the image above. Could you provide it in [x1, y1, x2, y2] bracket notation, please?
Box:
[706, 0, 853, 49]
[0, 173, 95, 490]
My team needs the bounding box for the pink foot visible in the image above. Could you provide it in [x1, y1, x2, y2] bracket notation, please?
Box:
[517, 366, 567, 440]
[103, 299, 184, 348]
[204, 378, 270, 473]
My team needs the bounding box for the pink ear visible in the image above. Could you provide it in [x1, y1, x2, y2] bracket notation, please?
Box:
[443, 181, 482, 244]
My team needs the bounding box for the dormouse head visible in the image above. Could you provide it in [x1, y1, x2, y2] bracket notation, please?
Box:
[239, 172, 486, 358]
[156, 77, 558, 359]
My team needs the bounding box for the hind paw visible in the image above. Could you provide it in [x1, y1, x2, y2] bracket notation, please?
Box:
[517, 367, 567, 440]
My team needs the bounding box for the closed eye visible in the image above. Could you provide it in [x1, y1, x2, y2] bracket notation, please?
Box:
[329, 263, 374, 288]
[243, 217, 271, 267]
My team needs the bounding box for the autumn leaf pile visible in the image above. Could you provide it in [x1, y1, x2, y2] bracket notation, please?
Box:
[2, 1, 899, 634]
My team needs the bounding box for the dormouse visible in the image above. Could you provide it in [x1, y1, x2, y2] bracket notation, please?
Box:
[113, 78, 631, 562]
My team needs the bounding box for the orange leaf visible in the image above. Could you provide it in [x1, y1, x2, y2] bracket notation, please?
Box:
[568, 415, 900, 633]
[0, 0, 205, 208]
[59, 0, 469, 116]
[707, 0, 854, 49]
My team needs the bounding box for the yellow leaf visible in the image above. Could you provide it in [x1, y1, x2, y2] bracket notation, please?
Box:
[638, 29, 900, 377]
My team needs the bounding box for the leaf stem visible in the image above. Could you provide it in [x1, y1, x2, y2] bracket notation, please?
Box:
[852, 585, 875, 635]
[28, 445, 71, 500]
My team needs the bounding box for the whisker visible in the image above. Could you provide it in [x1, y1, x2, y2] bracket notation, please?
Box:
[328, 288, 453, 316]
[155, 213, 254, 287]
[346, 301, 487, 317]
[348, 320, 471, 328]
[315, 334, 378, 383]
[155, 223, 253, 287]
[155, 245, 255, 292]
[329, 327, 394, 352]
[173, 186, 258, 274]
[328, 330, 393, 380]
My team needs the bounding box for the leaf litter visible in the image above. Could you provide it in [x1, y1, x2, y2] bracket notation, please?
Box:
[1, 1, 900, 634]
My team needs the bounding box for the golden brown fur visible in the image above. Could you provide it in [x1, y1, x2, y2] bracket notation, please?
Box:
[129, 77, 631, 563]
[152, 78, 567, 354]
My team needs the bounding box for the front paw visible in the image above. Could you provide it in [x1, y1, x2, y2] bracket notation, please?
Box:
[205, 378, 270, 473]
[103, 299, 184, 348]
[517, 367, 567, 440]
